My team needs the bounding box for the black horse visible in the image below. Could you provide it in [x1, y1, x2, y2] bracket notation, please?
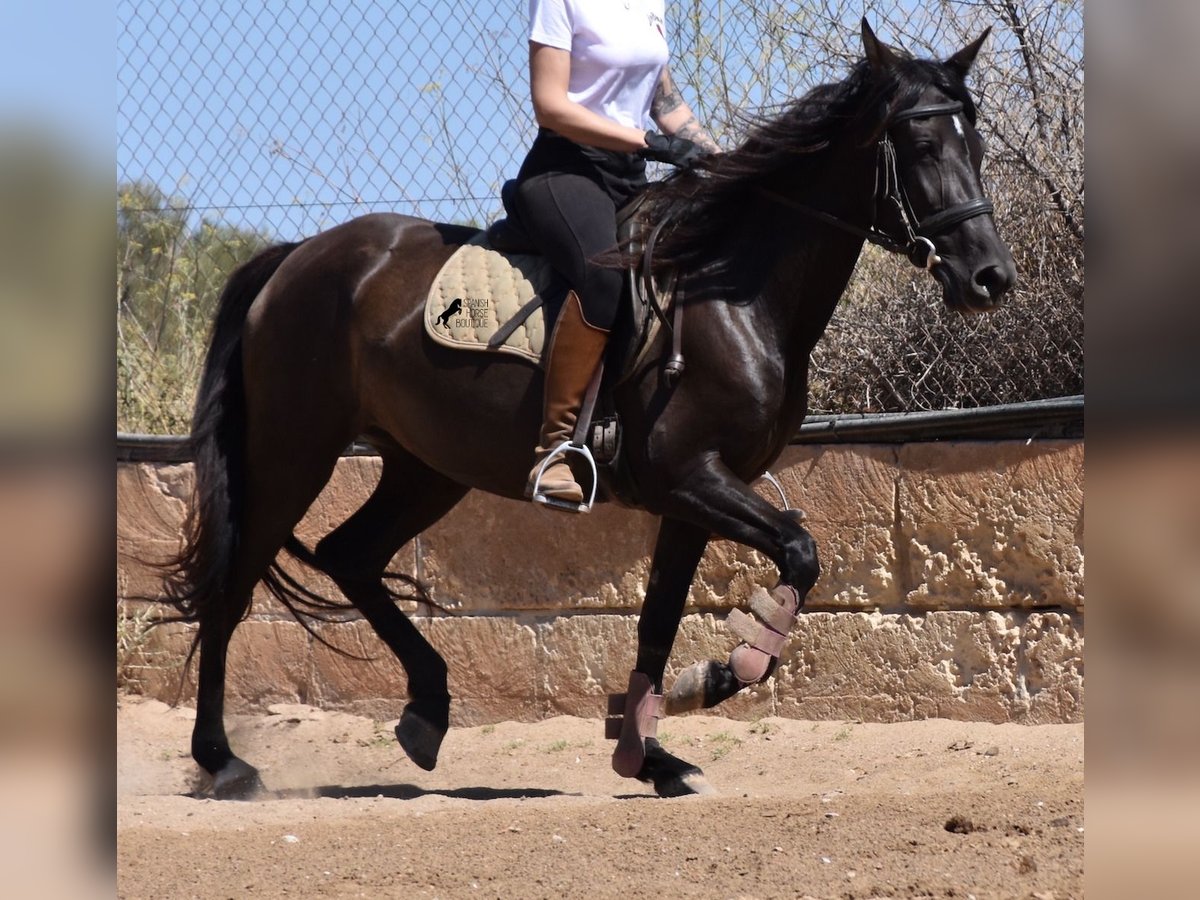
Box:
[162, 21, 1015, 799]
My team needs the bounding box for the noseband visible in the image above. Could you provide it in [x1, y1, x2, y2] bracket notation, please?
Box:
[758, 101, 995, 271]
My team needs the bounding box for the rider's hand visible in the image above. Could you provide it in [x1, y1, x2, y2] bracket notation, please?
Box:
[638, 131, 710, 169]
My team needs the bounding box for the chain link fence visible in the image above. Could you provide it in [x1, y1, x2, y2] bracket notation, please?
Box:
[118, 0, 1082, 432]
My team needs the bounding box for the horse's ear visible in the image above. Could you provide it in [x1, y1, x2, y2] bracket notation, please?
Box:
[945, 28, 991, 79]
[861, 18, 899, 76]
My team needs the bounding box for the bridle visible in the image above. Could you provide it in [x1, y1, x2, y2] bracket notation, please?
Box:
[756, 100, 995, 271]
[637, 100, 996, 384]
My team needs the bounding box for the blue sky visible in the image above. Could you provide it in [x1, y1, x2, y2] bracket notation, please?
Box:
[119, 1, 536, 238]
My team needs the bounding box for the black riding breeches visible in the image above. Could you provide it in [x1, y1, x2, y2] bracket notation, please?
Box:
[514, 129, 646, 332]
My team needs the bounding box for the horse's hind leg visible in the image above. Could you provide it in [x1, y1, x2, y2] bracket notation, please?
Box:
[193, 598, 258, 796]
[192, 436, 345, 798]
[313, 446, 469, 771]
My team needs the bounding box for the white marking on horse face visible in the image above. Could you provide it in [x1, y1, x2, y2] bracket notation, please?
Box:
[953, 115, 966, 139]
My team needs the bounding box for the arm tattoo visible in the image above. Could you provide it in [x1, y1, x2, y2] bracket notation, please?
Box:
[651, 68, 722, 153]
[675, 115, 722, 154]
[651, 71, 685, 119]
[674, 115, 702, 140]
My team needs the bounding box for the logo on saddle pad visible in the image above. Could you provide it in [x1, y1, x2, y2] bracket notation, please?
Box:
[436, 296, 492, 330]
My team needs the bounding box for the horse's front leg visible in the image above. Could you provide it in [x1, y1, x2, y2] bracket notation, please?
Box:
[658, 453, 820, 714]
[607, 516, 717, 796]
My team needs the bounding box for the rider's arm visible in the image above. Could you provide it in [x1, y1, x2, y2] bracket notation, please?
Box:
[529, 42, 650, 152]
[650, 66, 721, 154]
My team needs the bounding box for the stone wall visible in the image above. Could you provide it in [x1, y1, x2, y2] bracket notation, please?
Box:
[117, 440, 1084, 725]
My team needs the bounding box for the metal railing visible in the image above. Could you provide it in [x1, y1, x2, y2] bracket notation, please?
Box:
[115, 395, 1083, 463]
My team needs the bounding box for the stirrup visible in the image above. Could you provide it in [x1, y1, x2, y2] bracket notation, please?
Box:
[530, 439, 598, 513]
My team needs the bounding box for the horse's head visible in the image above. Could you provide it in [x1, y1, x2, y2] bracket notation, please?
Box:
[862, 21, 1017, 314]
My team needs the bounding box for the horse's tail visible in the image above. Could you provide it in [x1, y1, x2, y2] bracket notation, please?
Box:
[158, 240, 304, 630]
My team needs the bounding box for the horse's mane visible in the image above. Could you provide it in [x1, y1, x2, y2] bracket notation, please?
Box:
[641, 51, 978, 278]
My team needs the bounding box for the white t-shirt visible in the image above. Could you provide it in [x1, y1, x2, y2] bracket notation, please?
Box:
[529, 0, 670, 130]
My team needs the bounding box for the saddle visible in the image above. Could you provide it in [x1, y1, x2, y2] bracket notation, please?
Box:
[423, 180, 684, 505]
[488, 180, 684, 373]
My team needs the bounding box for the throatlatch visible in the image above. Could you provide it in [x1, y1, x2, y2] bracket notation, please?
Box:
[726, 584, 803, 685]
[605, 670, 663, 777]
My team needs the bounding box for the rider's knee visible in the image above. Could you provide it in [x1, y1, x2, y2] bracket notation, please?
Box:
[579, 265, 623, 329]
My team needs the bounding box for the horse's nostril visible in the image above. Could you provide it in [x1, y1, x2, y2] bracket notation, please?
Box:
[973, 264, 1013, 299]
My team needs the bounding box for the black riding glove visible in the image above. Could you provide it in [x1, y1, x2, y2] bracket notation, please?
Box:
[638, 131, 708, 169]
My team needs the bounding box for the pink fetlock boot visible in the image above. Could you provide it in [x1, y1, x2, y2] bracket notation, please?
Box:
[726, 584, 802, 685]
[604, 671, 663, 778]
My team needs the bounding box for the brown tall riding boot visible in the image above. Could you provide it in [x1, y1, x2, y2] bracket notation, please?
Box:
[525, 291, 609, 509]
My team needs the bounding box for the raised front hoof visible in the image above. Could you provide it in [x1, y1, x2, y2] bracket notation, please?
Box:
[211, 758, 265, 800]
[638, 739, 716, 798]
[664, 660, 742, 715]
[395, 698, 449, 771]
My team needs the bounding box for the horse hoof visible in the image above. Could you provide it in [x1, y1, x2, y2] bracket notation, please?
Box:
[664, 662, 709, 714]
[395, 698, 449, 771]
[212, 758, 265, 800]
[664, 660, 740, 715]
[653, 768, 718, 798]
[637, 739, 718, 799]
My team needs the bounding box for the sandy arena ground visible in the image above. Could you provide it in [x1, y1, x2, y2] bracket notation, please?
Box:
[118, 693, 1082, 899]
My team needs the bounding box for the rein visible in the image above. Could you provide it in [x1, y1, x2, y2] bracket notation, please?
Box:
[755, 101, 994, 271]
[640, 204, 685, 382]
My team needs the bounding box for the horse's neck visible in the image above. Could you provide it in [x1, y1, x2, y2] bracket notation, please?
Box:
[746, 148, 876, 356]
